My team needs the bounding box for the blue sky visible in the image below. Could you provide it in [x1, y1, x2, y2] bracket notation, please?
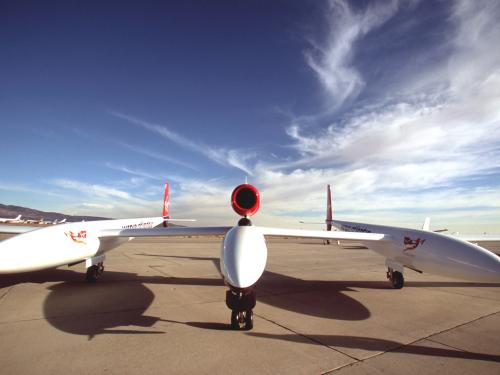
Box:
[1, 0, 500, 231]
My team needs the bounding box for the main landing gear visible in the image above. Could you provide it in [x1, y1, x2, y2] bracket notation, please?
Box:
[85, 262, 104, 283]
[226, 289, 256, 330]
[85, 255, 106, 283]
[387, 267, 404, 289]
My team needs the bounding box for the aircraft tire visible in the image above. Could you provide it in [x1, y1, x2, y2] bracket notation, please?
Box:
[85, 265, 99, 283]
[230, 310, 254, 330]
[230, 310, 240, 330]
[392, 271, 404, 289]
[244, 310, 253, 330]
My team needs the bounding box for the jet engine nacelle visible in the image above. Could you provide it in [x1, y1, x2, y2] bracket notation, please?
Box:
[231, 184, 260, 217]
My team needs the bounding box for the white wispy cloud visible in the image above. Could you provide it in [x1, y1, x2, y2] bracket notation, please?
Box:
[116, 141, 198, 171]
[103, 163, 189, 198]
[104, 162, 164, 182]
[0, 182, 63, 198]
[305, 0, 400, 109]
[449, 0, 500, 92]
[110, 111, 255, 176]
[51, 179, 133, 200]
[49, 178, 163, 217]
[80, 202, 115, 210]
[286, 0, 500, 177]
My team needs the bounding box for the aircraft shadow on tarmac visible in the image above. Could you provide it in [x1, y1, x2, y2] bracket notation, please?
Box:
[37, 268, 372, 338]
[1, 254, 498, 341]
[245, 332, 500, 363]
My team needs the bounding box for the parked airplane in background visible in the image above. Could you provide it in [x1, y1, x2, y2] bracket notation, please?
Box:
[23, 218, 44, 224]
[0, 182, 499, 330]
[20, 218, 66, 225]
[0, 214, 22, 223]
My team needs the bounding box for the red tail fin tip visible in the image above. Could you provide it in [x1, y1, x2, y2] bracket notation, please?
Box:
[162, 183, 170, 218]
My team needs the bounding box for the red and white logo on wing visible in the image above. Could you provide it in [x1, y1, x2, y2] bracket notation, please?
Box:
[65, 230, 87, 245]
[404, 236, 426, 251]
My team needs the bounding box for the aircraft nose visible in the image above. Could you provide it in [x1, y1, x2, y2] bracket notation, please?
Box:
[468, 246, 500, 282]
[413, 233, 500, 283]
[441, 239, 500, 283]
[0, 225, 99, 273]
[220, 226, 267, 289]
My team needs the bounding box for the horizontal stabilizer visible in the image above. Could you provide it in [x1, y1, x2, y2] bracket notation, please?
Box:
[99, 226, 231, 238]
[163, 218, 196, 222]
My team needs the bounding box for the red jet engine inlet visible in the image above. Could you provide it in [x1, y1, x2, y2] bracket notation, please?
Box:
[231, 184, 260, 217]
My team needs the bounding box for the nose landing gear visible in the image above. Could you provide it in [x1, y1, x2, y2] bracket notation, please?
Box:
[231, 310, 253, 330]
[226, 288, 256, 330]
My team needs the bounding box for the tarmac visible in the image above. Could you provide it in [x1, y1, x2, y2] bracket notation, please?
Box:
[0, 234, 499, 374]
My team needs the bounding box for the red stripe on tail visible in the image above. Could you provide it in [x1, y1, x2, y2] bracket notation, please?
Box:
[162, 183, 170, 218]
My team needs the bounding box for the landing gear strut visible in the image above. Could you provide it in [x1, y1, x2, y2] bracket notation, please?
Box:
[387, 267, 404, 289]
[226, 289, 256, 330]
[85, 262, 104, 283]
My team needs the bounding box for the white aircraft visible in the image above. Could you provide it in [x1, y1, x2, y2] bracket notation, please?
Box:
[23, 217, 45, 224]
[0, 214, 22, 223]
[0, 183, 499, 330]
[52, 218, 67, 225]
[323, 184, 500, 289]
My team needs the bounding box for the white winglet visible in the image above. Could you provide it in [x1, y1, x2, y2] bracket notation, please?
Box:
[422, 217, 431, 231]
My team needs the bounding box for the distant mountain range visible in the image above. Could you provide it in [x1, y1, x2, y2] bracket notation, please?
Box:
[0, 203, 110, 222]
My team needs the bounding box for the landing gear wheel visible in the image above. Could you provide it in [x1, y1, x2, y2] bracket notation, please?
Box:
[244, 310, 253, 330]
[390, 271, 404, 289]
[86, 266, 99, 283]
[85, 262, 104, 283]
[230, 310, 254, 330]
[231, 310, 240, 330]
[226, 289, 256, 330]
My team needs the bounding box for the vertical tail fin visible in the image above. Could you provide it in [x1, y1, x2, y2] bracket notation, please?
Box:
[326, 184, 332, 231]
[159, 182, 195, 226]
[422, 217, 431, 231]
[162, 183, 170, 218]
[15, 215, 21, 220]
[162, 182, 170, 227]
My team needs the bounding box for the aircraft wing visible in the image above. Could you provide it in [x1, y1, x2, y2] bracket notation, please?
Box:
[258, 227, 390, 242]
[0, 224, 38, 234]
[163, 219, 197, 223]
[450, 234, 500, 244]
[99, 226, 390, 243]
[99, 226, 232, 238]
[446, 235, 500, 256]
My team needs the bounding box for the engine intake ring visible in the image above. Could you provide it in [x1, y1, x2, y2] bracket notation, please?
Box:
[231, 184, 260, 217]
